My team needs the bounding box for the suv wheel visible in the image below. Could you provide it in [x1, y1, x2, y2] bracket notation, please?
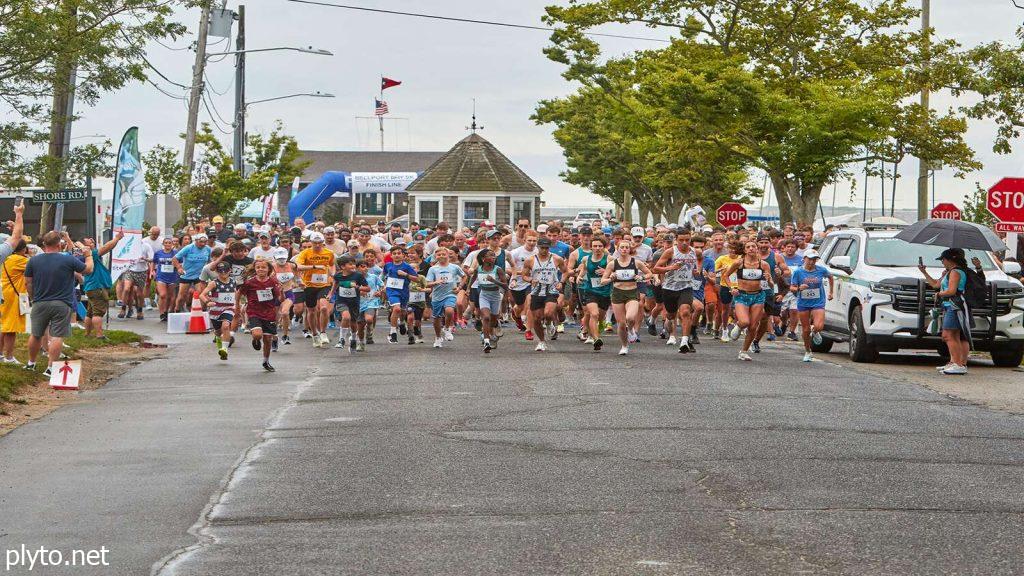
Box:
[848, 305, 879, 363]
[991, 344, 1024, 368]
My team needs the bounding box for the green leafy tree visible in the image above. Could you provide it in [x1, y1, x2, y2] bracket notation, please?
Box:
[143, 144, 187, 198]
[962, 183, 995, 226]
[542, 0, 984, 225]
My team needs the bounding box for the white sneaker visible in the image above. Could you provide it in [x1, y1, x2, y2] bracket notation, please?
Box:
[942, 364, 968, 375]
[802, 352, 813, 363]
[444, 329, 454, 341]
[618, 346, 629, 355]
[3, 357, 21, 365]
[666, 335, 677, 346]
[584, 337, 595, 344]
[678, 336, 689, 352]
[720, 329, 730, 343]
[433, 338, 443, 348]
[334, 340, 346, 349]
[535, 342, 546, 352]
[811, 331, 823, 346]
[936, 363, 955, 371]
[730, 325, 742, 340]
[738, 351, 752, 361]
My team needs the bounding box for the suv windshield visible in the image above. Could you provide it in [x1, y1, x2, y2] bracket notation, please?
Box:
[576, 213, 601, 220]
[865, 237, 996, 270]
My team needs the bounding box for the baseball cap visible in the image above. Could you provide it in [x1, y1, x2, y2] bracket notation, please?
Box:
[215, 261, 232, 272]
[537, 224, 550, 233]
[258, 231, 270, 239]
[273, 247, 289, 261]
[630, 226, 645, 237]
[537, 237, 552, 248]
[486, 229, 501, 239]
[323, 226, 336, 234]
[309, 232, 325, 243]
[212, 215, 224, 224]
[193, 233, 208, 241]
[579, 226, 593, 235]
[804, 249, 820, 259]
[481, 220, 494, 228]
[347, 239, 360, 247]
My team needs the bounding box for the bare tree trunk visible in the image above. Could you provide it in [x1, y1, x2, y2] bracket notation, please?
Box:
[768, 172, 795, 225]
[622, 190, 633, 226]
[794, 180, 825, 227]
[637, 204, 649, 227]
[663, 202, 684, 224]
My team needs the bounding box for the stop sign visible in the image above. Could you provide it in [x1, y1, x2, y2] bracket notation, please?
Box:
[930, 203, 961, 220]
[987, 178, 1024, 224]
[716, 202, 747, 227]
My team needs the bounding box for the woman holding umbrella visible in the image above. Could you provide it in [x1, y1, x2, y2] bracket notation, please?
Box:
[918, 248, 972, 375]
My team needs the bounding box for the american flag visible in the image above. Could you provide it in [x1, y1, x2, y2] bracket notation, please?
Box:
[374, 99, 389, 116]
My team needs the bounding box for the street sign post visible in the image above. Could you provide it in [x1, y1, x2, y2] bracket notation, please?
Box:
[716, 202, 747, 227]
[31, 188, 88, 203]
[987, 178, 1024, 258]
[930, 203, 961, 220]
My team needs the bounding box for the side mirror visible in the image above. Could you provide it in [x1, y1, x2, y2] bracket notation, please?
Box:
[829, 255, 853, 274]
[1004, 261, 1022, 276]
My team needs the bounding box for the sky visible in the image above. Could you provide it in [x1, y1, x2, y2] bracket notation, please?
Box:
[38, 0, 1024, 211]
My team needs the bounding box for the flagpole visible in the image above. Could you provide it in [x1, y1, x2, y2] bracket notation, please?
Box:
[379, 75, 385, 152]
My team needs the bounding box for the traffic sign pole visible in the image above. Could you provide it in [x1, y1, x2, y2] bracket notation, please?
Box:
[716, 202, 748, 228]
[987, 178, 1024, 259]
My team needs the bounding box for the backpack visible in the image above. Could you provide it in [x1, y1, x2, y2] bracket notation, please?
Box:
[959, 268, 987, 310]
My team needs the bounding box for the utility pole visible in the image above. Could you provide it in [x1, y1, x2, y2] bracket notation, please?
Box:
[181, 2, 212, 198]
[40, 0, 78, 235]
[232, 4, 245, 173]
[916, 0, 931, 221]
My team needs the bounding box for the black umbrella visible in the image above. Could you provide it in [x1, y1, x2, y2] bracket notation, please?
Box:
[894, 218, 1004, 252]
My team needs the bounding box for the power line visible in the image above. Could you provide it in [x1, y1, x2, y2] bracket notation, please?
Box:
[286, 0, 671, 43]
[204, 71, 233, 96]
[203, 91, 234, 128]
[202, 93, 234, 134]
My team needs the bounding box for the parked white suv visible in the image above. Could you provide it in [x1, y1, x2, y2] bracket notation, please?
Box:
[571, 211, 607, 230]
[814, 225, 1024, 367]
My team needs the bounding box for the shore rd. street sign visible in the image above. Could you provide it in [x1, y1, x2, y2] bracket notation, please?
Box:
[995, 222, 1024, 233]
[717, 202, 747, 227]
[987, 178, 1024, 225]
[31, 188, 88, 203]
[930, 203, 961, 220]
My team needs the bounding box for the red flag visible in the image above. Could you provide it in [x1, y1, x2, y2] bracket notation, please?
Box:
[381, 77, 401, 91]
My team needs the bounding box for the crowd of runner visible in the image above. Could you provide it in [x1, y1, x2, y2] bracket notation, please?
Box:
[70, 215, 844, 372]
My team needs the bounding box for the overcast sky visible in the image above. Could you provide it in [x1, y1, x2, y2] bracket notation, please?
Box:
[57, 0, 1024, 210]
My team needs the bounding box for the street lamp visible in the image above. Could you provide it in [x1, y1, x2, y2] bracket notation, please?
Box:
[236, 92, 335, 175]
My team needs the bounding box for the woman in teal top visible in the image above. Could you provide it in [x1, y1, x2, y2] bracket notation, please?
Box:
[578, 237, 611, 351]
[919, 247, 971, 375]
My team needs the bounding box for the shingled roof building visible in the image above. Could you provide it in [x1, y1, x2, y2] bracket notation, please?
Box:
[406, 133, 543, 229]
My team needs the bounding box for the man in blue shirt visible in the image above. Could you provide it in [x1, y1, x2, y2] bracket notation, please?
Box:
[25, 231, 93, 376]
[172, 233, 212, 311]
[382, 246, 418, 343]
[545, 225, 572, 259]
[82, 229, 124, 339]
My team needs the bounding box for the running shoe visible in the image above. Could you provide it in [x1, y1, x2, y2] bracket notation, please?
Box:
[334, 339, 346, 349]
[483, 339, 492, 353]
[666, 335, 677, 346]
[690, 331, 700, 345]
[117, 307, 126, 319]
[687, 342, 697, 354]
[303, 330, 312, 339]
[271, 338, 279, 353]
[263, 361, 275, 372]
[737, 351, 752, 361]
[646, 317, 657, 336]
[785, 331, 798, 342]
[415, 335, 424, 344]
[525, 330, 534, 341]
[218, 347, 228, 361]
[322, 333, 332, 347]
[942, 364, 968, 375]
[214, 335, 222, 348]
[584, 336, 595, 344]
[474, 319, 483, 332]
[751, 341, 761, 354]
[366, 334, 375, 345]
[433, 338, 443, 348]
[252, 338, 261, 351]
[535, 342, 546, 352]
[43, 367, 52, 377]
[24, 362, 36, 372]
[444, 329, 454, 342]
[328, 321, 336, 330]
[355, 342, 365, 352]
[774, 325, 785, 337]
[160, 312, 168, 322]
[936, 363, 955, 371]
[556, 322, 565, 334]
[729, 325, 741, 340]
[593, 338, 603, 351]
[350, 338, 358, 351]
[514, 315, 526, 331]
[659, 331, 667, 340]
[228, 335, 235, 348]
[679, 337, 689, 354]
[811, 331, 823, 346]
[766, 333, 775, 342]
[282, 335, 291, 345]
[408, 334, 416, 345]
[802, 352, 813, 363]
[618, 346, 628, 355]
[546, 323, 556, 340]
[3, 357, 22, 366]
[389, 332, 398, 344]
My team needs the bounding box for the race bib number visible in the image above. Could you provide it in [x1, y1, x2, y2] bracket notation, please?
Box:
[256, 289, 274, 302]
[438, 273, 451, 284]
[338, 286, 357, 298]
[591, 277, 604, 288]
[215, 292, 235, 305]
[535, 270, 555, 284]
[614, 268, 636, 281]
[479, 275, 494, 286]
[386, 276, 405, 289]
[760, 279, 771, 291]
[409, 291, 426, 303]
[311, 273, 328, 284]
[160, 264, 175, 274]
[691, 277, 703, 290]
[801, 287, 821, 300]
[741, 269, 762, 281]
[677, 267, 693, 282]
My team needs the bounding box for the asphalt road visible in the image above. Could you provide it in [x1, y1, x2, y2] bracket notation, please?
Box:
[2, 321, 1024, 575]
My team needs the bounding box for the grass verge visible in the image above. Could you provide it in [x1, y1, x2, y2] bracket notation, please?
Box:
[0, 329, 143, 404]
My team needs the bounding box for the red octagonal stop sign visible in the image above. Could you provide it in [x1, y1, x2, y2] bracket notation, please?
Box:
[988, 178, 1024, 224]
[930, 203, 961, 220]
[716, 202, 747, 227]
